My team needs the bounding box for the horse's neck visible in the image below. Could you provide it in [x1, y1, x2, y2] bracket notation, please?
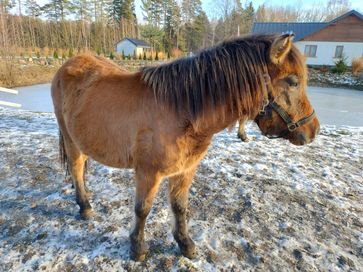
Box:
[191, 104, 243, 136]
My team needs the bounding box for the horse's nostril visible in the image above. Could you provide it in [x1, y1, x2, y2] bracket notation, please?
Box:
[298, 133, 307, 145]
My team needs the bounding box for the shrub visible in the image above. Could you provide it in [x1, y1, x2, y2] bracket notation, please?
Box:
[36, 51, 41, 58]
[171, 47, 183, 58]
[352, 57, 363, 75]
[155, 50, 159, 60]
[143, 51, 146, 60]
[53, 50, 59, 59]
[319, 65, 329, 73]
[68, 48, 74, 58]
[109, 52, 114, 60]
[332, 56, 348, 74]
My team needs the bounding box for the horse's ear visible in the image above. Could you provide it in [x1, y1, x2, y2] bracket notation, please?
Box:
[270, 33, 294, 65]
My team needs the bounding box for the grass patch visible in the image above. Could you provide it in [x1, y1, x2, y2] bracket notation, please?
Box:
[0, 60, 60, 88]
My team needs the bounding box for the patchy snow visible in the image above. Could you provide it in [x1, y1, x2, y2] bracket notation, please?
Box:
[0, 107, 362, 271]
[309, 69, 363, 90]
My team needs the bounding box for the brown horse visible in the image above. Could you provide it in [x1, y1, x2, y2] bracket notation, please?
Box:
[51, 33, 320, 261]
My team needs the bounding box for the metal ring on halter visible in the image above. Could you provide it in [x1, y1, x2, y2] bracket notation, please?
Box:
[259, 99, 270, 115]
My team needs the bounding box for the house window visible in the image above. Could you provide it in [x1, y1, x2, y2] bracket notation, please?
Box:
[335, 46, 344, 58]
[304, 45, 317, 57]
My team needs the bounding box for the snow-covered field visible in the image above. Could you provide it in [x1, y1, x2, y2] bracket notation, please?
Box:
[0, 107, 362, 271]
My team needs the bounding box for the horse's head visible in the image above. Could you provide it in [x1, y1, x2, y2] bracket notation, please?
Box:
[255, 34, 320, 145]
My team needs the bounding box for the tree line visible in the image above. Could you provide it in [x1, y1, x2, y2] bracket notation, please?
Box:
[0, 0, 256, 57]
[0, 0, 352, 58]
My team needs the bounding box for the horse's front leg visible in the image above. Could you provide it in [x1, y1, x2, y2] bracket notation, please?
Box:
[169, 167, 197, 259]
[237, 117, 249, 142]
[130, 170, 162, 261]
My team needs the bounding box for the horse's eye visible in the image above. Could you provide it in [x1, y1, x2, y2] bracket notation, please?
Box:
[286, 75, 299, 87]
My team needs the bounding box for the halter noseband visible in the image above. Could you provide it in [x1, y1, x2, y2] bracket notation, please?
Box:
[257, 74, 316, 139]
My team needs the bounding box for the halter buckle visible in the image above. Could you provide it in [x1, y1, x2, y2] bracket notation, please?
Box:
[287, 123, 299, 131]
[259, 100, 270, 115]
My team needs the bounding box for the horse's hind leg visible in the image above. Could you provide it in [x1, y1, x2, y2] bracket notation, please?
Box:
[60, 132, 92, 219]
[237, 117, 249, 142]
[168, 167, 197, 259]
[130, 170, 162, 261]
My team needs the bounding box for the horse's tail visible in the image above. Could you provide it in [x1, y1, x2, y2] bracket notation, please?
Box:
[58, 130, 88, 181]
[59, 130, 70, 178]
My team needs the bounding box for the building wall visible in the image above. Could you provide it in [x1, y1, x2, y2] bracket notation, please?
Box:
[116, 40, 136, 56]
[295, 41, 363, 66]
[302, 15, 363, 42]
[135, 47, 144, 57]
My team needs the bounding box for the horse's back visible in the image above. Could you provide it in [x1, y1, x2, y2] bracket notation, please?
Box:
[51, 54, 145, 168]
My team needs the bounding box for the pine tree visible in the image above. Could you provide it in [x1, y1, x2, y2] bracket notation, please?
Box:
[180, 0, 203, 52]
[25, 0, 41, 17]
[42, 0, 71, 21]
[163, 0, 181, 53]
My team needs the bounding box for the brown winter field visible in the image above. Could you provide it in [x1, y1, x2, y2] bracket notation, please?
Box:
[0, 60, 60, 88]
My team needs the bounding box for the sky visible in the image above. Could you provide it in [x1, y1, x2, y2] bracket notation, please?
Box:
[134, 0, 363, 22]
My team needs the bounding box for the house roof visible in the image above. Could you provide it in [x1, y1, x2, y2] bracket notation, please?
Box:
[252, 22, 327, 41]
[119, 38, 151, 48]
[252, 9, 363, 41]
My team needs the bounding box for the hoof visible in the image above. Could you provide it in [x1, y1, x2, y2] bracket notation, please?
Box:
[130, 235, 148, 262]
[130, 250, 147, 262]
[80, 208, 94, 220]
[175, 234, 196, 259]
[238, 133, 249, 142]
[180, 242, 196, 259]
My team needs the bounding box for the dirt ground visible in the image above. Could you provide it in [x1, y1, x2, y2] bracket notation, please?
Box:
[0, 108, 362, 271]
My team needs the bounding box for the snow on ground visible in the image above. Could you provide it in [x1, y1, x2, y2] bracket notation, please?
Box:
[0, 107, 362, 271]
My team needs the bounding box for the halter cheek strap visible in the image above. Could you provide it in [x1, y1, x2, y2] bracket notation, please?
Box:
[269, 101, 316, 132]
[257, 73, 316, 139]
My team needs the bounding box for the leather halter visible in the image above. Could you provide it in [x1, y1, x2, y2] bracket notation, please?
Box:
[256, 74, 316, 139]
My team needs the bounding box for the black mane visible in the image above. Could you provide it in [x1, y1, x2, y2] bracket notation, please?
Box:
[141, 34, 277, 120]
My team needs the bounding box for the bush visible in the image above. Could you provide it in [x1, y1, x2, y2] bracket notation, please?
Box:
[332, 56, 348, 74]
[143, 51, 146, 60]
[109, 52, 114, 60]
[155, 50, 159, 61]
[53, 50, 58, 59]
[352, 57, 363, 75]
[68, 48, 74, 58]
[319, 65, 329, 73]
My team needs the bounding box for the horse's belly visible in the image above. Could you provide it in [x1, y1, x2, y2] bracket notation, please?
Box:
[70, 118, 134, 169]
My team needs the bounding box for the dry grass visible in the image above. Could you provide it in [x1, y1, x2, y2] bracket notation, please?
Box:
[0, 60, 60, 88]
[352, 57, 363, 75]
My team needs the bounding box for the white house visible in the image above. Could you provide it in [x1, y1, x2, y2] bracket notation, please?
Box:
[252, 10, 363, 66]
[116, 38, 151, 57]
